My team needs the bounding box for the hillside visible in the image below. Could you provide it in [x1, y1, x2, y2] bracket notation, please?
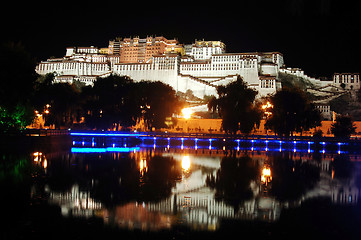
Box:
[279, 73, 361, 120]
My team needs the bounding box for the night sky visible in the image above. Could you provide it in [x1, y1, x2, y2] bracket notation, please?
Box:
[2, 0, 360, 78]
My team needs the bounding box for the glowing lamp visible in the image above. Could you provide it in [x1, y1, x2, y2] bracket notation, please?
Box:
[261, 166, 272, 184]
[181, 108, 193, 119]
[182, 156, 191, 171]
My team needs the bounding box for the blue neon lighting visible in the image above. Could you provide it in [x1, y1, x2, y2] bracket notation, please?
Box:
[71, 147, 140, 153]
[72, 135, 351, 154]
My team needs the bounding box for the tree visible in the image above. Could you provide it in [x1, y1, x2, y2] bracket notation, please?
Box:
[0, 42, 37, 133]
[265, 87, 321, 137]
[0, 104, 34, 133]
[331, 115, 356, 139]
[83, 75, 138, 130]
[206, 155, 258, 210]
[33, 77, 81, 129]
[83, 76, 181, 131]
[208, 76, 262, 135]
[135, 81, 181, 130]
[270, 153, 320, 202]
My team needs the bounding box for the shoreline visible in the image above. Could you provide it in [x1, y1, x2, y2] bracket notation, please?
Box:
[70, 130, 361, 143]
[0, 134, 72, 152]
[1, 129, 361, 143]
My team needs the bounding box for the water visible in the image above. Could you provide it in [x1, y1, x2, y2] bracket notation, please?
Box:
[2, 134, 361, 239]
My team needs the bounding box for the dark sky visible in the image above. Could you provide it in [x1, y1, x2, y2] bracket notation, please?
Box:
[2, 0, 360, 78]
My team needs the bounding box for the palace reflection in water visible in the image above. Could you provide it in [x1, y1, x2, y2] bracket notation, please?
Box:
[23, 135, 361, 232]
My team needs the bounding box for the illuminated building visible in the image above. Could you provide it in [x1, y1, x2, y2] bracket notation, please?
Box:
[108, 36, 181, 63]
[36, 35, 348, 98]
[333, 73, 360, 90]
[66, 46, 100, 56]
[114, 50, 284, 97]
[185, 40, 226, 60]
[315, 103, 332, 120]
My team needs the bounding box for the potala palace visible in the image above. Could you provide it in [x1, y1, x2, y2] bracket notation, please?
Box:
[35, 36, 359, 103]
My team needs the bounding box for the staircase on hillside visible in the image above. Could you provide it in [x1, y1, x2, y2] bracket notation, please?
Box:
[179, 74, 217, 88]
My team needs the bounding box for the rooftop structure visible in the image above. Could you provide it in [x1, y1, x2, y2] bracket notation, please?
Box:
[185, 40, 226, 60]
[35, 35, 356, 102]
[333, 73, 360, 90]
[108, 36, 182, 63]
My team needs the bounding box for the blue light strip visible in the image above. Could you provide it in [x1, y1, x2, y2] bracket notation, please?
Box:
[71, 147, 140, 153]
[72, 134, 349, 154]
[70, 132, 141, 137]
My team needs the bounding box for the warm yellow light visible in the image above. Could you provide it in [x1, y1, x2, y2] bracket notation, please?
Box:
[181, 108, 193, 119]
[139, 159, 147, 175]
[33, 152, 47, 168]
[33, 152, 40, 156]
[181, 156, 191, 171]
[262, 168, 271, 177]
[261, 166, 272, 184]
[262, 102, 273, 117]
[262, 101, 273, 110]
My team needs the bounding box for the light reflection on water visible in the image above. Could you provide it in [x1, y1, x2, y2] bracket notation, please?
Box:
[3, 136, 361, 233]
[26, 138, 360, 232]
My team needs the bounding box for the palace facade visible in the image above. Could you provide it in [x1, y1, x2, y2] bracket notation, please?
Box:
[35, 36, 358, 99]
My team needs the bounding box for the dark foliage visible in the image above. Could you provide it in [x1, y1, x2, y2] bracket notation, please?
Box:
[83, 75, 137, 130]
[208, 76, 262, 135]
[134, 81, 181, 130]
[331, 115, 356, 139]
[206, 155, 258, 210]
[83, 76, 181, 131]
[33, 74, 181, 130]
[34, 77, 81, 129]
[265, 87, 321, 137]
[0, 42, 37, 132]
[270, 153, 320, 202]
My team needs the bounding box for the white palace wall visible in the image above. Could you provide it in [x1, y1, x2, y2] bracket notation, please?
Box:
[35, 47, 287, 98]
[36, 61, 110, 77]
[114, 55, 179, 90]
[112, 54, 265, 98]
[177, 75, 218, 97]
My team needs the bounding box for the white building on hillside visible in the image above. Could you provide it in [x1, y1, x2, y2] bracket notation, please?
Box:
[333, 73, 360, 90]
[36, 41, 286, 98]
[185, 40, 226, 60]
[37, 37, 349, 100]
[111, 50, 284, 98]
[66, 46, 100, 56]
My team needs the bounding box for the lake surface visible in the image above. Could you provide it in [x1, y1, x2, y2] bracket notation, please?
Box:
[2, 134, 361, 239]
